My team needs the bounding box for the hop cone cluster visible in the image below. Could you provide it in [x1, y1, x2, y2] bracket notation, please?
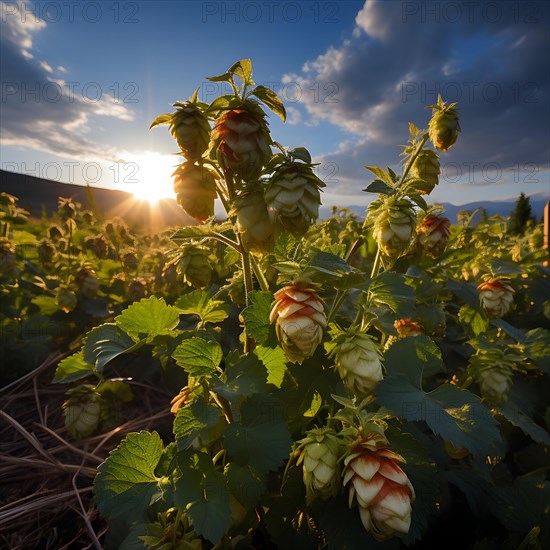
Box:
[428, 95, 460, 152]
[297, 427, 343, 503]
[343, 432, 415, 541]
[477, 278, 515, 319]
[265, 162, 324, 237]
[210, 105, 272, 182]
[416, 214, 451, 257]
[270, 280, 326, 364]
[173, 162, 217, 222]
[331, 333, 384, 396]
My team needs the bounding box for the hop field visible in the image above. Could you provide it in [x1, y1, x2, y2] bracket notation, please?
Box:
[1, 60, 549, 550]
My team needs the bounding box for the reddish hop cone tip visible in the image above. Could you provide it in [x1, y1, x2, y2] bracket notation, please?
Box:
[269, 280, 326, 364]
[416, 214, 451, 257]
[394, 319, 422, 338]
[477, 278, 515, 319]
[343, 438, 415, 542]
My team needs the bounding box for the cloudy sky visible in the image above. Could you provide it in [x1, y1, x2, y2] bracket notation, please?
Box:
[1, 0, 549, 208]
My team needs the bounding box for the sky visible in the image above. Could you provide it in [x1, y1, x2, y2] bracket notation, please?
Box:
[1, 0, 549, 210]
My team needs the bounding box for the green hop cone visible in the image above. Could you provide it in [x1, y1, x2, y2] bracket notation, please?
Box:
[265, 162, 325, 237]
[343, 431, 415, 542]
[370, 197, 416, 260]
[297, 427, 343, 503]
[331, 333, 384, 397]
[169, 103, 211, 160]
[55, 286, 78, 313]
[178, 243, 214, 288]
[269, 279, 326, 364]
[416, 214, 451, 257]
[210, 104, 272, 182]
[172, 162, 217, 222]
[477, 278, 515, 319]
[75, 268, 100, 299]
[63, 385, 103, 438]
[410, 149, 440, 194]
[427, 95, 460, 152]
[232, 189, 276, 257]
[479, 366, 512, 403]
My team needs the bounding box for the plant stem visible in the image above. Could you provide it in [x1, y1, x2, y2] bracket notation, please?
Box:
[370, 248, 382, 279]
[401, 133, 429, 184]
[211, 233, 241, 252]
[251, 256, 270, 292]
[327, 289, 349, 325]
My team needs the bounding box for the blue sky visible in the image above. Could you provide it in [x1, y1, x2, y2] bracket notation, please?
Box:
[1, 0, 549, 209]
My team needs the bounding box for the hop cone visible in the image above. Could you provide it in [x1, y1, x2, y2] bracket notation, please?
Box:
[232, 189, 276, 256]
[269, 280, 326, 364]
[331, 333, 384, 396]
[173, 162, 217, 222]
[479, 366, 512, 402]
[56, 286, 78, 313]
[177, 243, 214, 288]
[265, 163, 325, 236]
[428, 95, 460, 152]
[370, 197, 416, 260]
[343, 433, 415, 541]
[75, 268, 99, 299]
[470, 346, 517, 402]
[297, 427, 343, 503]
[127, 277, 148, 302]
[169, 103, 211, 160]
[416, 214, 451, 257]
[477, 278, 515, 319]
[410, 149, 440, 194]
[63, 385, 103, 438]
[210, 105, 272, 182]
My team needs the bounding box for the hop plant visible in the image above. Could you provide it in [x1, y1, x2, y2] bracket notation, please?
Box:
[210, 104, 272, 182]
[296, 427, 343, 503]
[75, 268, 100, 299]
[37, 239, 57, 265]
[177, 243, 214, 288]
[410, 149, 440, 194]
[478, 366, 512, 402]
[330, 333, 384, 397]
[427, 95, 460, 152]
[232, 189, 276, 256]
[265, 160, 325, 236]
[172, 162, 217, 222]
[0, 242, 17, 276]
[370, 197, 416, 261]
[63, 385, 103, 438]
[343, 430, 415, 541]
[127, 277, 148, 302]
[270, 279, 326, 364]
[477, 278, 515, 319]
[56, 286, 78, 313]
[416, 214, 451, 257]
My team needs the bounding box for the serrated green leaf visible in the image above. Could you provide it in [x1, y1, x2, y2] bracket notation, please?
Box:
[255, 345, 288, 388]
[171, 221, 232, 242]
[363, 179, 395, 194]
[290, 147, 312, 164]
[224, 394, 291, 474]
[225, 462, 265, 506]
[175, 290, 230, 324]
[250, 85, 286, 121]
[241, 290, 274, 346]
[367, 271, 415, 317]
[172, 337, 222, 377]
[377, 338, 502, 457]
[524, 328, 550, 373]
[94, 431, 163, 520]
[83, 323, 140, 373]
[115, 296, 180, 340]
[496, 402, 550, 446]
[149, 113, 172, 129]
[364, 166, 394, 186]
[458, 305, 489, 336]
[303, 391, 322, 417]
[31, 295, 59, 315]
[212, 353, 268, 401]
[446, 280, 479, 307]
[53, 351, 94, 384]
[231, 58, 253, 86]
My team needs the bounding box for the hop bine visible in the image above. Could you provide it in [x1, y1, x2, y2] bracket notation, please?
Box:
[343, 430, 415, 541]
[296, 427, 343, 503]
[210, 104, 272, 183]
[477, 278, 515, 319]
[416, 214, 451, 257]
[270, 280, 326, 364]
[265, 162, 325, 237]
[427, 95, 460, 152]
[330, 333, 384, 397]
[172, 162, 217, 222]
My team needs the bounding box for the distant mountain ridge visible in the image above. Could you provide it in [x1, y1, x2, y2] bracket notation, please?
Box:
[1, 169, 547, 228]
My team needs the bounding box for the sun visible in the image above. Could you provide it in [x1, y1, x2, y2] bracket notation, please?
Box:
[116, 151, 176, 204]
